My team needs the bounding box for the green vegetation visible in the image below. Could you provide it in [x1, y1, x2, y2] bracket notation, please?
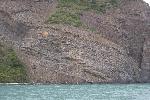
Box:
[48, 0, 118, 27]
[0, 43, 28, 83]
[48, 11, 82, 27]
[89, 27, 96, 32]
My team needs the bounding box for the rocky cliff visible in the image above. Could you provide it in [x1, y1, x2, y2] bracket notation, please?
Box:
[0, 0, 149, 83]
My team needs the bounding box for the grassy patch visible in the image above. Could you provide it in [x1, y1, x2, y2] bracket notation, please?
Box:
[48, 0, 118, 27]
[48, 11, 82, 27]
[0, 43, 28, 83]
[89, 27, 96, 32]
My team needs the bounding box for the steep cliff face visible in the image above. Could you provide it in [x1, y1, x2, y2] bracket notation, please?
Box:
[19, 26, 140, 83]
[140, 36, 150, 82]
[0, 0, 149, 83]
[81, 0, 150, 67]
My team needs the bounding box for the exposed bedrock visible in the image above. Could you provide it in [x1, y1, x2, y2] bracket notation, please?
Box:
[140, 36, 150, 82]
[19, 27, 140, 83]
[81, 0, 150, 67]
[0, 0, 149, 83]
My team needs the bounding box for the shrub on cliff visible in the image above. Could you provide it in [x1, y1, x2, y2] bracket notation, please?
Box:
[0, 43, 28, 83]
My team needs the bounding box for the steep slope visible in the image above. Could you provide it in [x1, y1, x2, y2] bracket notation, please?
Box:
[81, 0, 150, 67]
[140, 35, 150, 82]
[20, 25, 140, 83]
[0, 0, 149, 83]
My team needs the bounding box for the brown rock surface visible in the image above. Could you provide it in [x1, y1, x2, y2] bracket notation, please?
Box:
[0, 0, 149, 83]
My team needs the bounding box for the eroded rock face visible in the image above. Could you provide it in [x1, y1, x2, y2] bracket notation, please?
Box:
[19, 26, 140, 83]
[81, 0, 150, 67]
[0, 0, 149, 83]
[140, 36, 150, 82]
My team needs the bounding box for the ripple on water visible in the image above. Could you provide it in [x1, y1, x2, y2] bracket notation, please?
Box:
[0, 84, 150, 100]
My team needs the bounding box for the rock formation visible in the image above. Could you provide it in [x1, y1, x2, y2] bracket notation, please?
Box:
[0, 0, 149, 83]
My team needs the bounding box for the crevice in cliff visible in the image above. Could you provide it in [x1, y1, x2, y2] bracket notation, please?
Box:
[139, 38, 146, 69]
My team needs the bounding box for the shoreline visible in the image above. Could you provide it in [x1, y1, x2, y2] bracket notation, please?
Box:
[0, 83, 149, 85]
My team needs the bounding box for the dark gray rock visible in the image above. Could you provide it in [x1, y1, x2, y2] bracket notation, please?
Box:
[140, 36, 150, 82]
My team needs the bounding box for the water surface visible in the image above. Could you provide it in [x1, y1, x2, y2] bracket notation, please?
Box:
[0, 84, 150, 100]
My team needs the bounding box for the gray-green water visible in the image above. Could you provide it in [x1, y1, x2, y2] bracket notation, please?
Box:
[0, 84, 150, 100]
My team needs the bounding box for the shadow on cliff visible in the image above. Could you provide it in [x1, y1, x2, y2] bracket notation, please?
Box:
[0, 10, 29, 41]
